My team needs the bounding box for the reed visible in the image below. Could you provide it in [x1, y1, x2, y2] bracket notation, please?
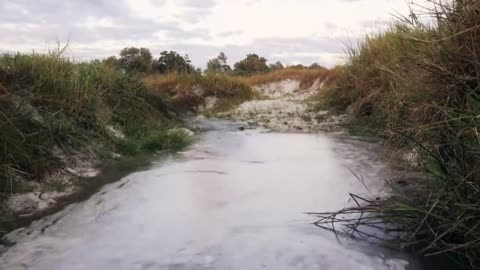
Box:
[319, 1, 480, 268]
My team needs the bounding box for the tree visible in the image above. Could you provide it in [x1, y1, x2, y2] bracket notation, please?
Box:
[102, 56, 120, 67]
[153, 51, 194, 74]
[309, 63, 325, 69]
[233, 54, 269, 75]
[118, 47, 153, 73]
[290, 64, 307, 69]
[269, 61, 284, 71]
[206, 52, 231, 73]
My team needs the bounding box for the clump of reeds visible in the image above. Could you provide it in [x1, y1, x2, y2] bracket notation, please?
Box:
[318, 0, 480, 268]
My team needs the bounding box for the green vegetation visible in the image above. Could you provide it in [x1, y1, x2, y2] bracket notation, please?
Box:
[0, 52, 190, 204]
[119, 47, 153, 73]
[103, 48, 196, 75]
[318, 0, 480, 268]
[154, 51, 196, 74]
[103, 47, 325, 80]
[118, 130, 191, 155]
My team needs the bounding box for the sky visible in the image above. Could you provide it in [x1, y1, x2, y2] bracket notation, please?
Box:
[0, 0, 418, 68]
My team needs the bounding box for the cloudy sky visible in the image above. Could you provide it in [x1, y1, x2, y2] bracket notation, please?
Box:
[0, 0, 416, 68]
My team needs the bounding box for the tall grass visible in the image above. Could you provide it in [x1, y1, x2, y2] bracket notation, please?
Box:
[0, 52, 183, 196]
[320, 0, 480, 268]
[144, 72, 254, 111]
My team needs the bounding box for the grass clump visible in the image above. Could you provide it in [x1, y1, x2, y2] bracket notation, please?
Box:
[319, 0, 480, 268]
[144, 72, 255, 112]
[118, 130, 191, 155]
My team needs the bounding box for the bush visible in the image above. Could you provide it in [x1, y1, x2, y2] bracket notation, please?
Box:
[233, 54, 269, 75]
[118, 47, 153, 73]
[117, 130, 191, 155]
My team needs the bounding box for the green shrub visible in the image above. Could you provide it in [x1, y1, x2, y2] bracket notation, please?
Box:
[118, 130, 191, 155]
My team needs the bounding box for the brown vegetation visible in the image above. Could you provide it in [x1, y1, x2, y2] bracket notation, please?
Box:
[235, 67, 344, 89]
[144, 72, 254, 112]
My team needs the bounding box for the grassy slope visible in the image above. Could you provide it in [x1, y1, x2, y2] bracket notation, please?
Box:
[143, 68, 343, 114]
[321, 1, 480, 268]
[0, 53, 191, 229]
[144, 72, 255, 112]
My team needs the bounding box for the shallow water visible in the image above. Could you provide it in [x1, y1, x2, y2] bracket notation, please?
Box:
[1, 119, 428, 270]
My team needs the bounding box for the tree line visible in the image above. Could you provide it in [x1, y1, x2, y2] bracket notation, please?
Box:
[102, 47, 325, 75]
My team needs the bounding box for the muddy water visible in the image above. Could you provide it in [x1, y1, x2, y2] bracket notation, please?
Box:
[1, 119, 426, 270]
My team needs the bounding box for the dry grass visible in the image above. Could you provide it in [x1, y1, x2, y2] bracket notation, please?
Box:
[234, 67, 343, 88]
[144, 72, 254, 111]
[143, 68, 343, 112]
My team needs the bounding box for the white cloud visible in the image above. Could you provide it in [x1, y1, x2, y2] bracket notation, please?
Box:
[0, 0, 425, 67]
[206, 0, 412, 44]
[77, 17, 118, 29]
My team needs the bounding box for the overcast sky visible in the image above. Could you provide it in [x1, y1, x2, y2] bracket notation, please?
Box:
[0, 0, 416, 68]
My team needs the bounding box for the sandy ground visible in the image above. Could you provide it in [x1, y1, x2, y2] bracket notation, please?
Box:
[217, 79, 353, 133]
[7, 147, 102, 217]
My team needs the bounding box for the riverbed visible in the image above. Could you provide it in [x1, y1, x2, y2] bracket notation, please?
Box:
[0, 119, 427, 270]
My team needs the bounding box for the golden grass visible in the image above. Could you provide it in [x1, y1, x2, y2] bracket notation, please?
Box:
[144, 72, 254, 111]
[234, 67, 343, 88]
[143, 68, 344, 111]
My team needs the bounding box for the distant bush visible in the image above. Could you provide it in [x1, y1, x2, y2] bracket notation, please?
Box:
[268, 61, 284, 71]
[233, 54, 269, 75]
[153, 51, 195, 74]
[118, 47, 153, 73]
[206, 52, 231, 73]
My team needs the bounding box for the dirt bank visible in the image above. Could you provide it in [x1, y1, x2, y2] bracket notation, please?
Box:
[216, 79, 353, 133]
